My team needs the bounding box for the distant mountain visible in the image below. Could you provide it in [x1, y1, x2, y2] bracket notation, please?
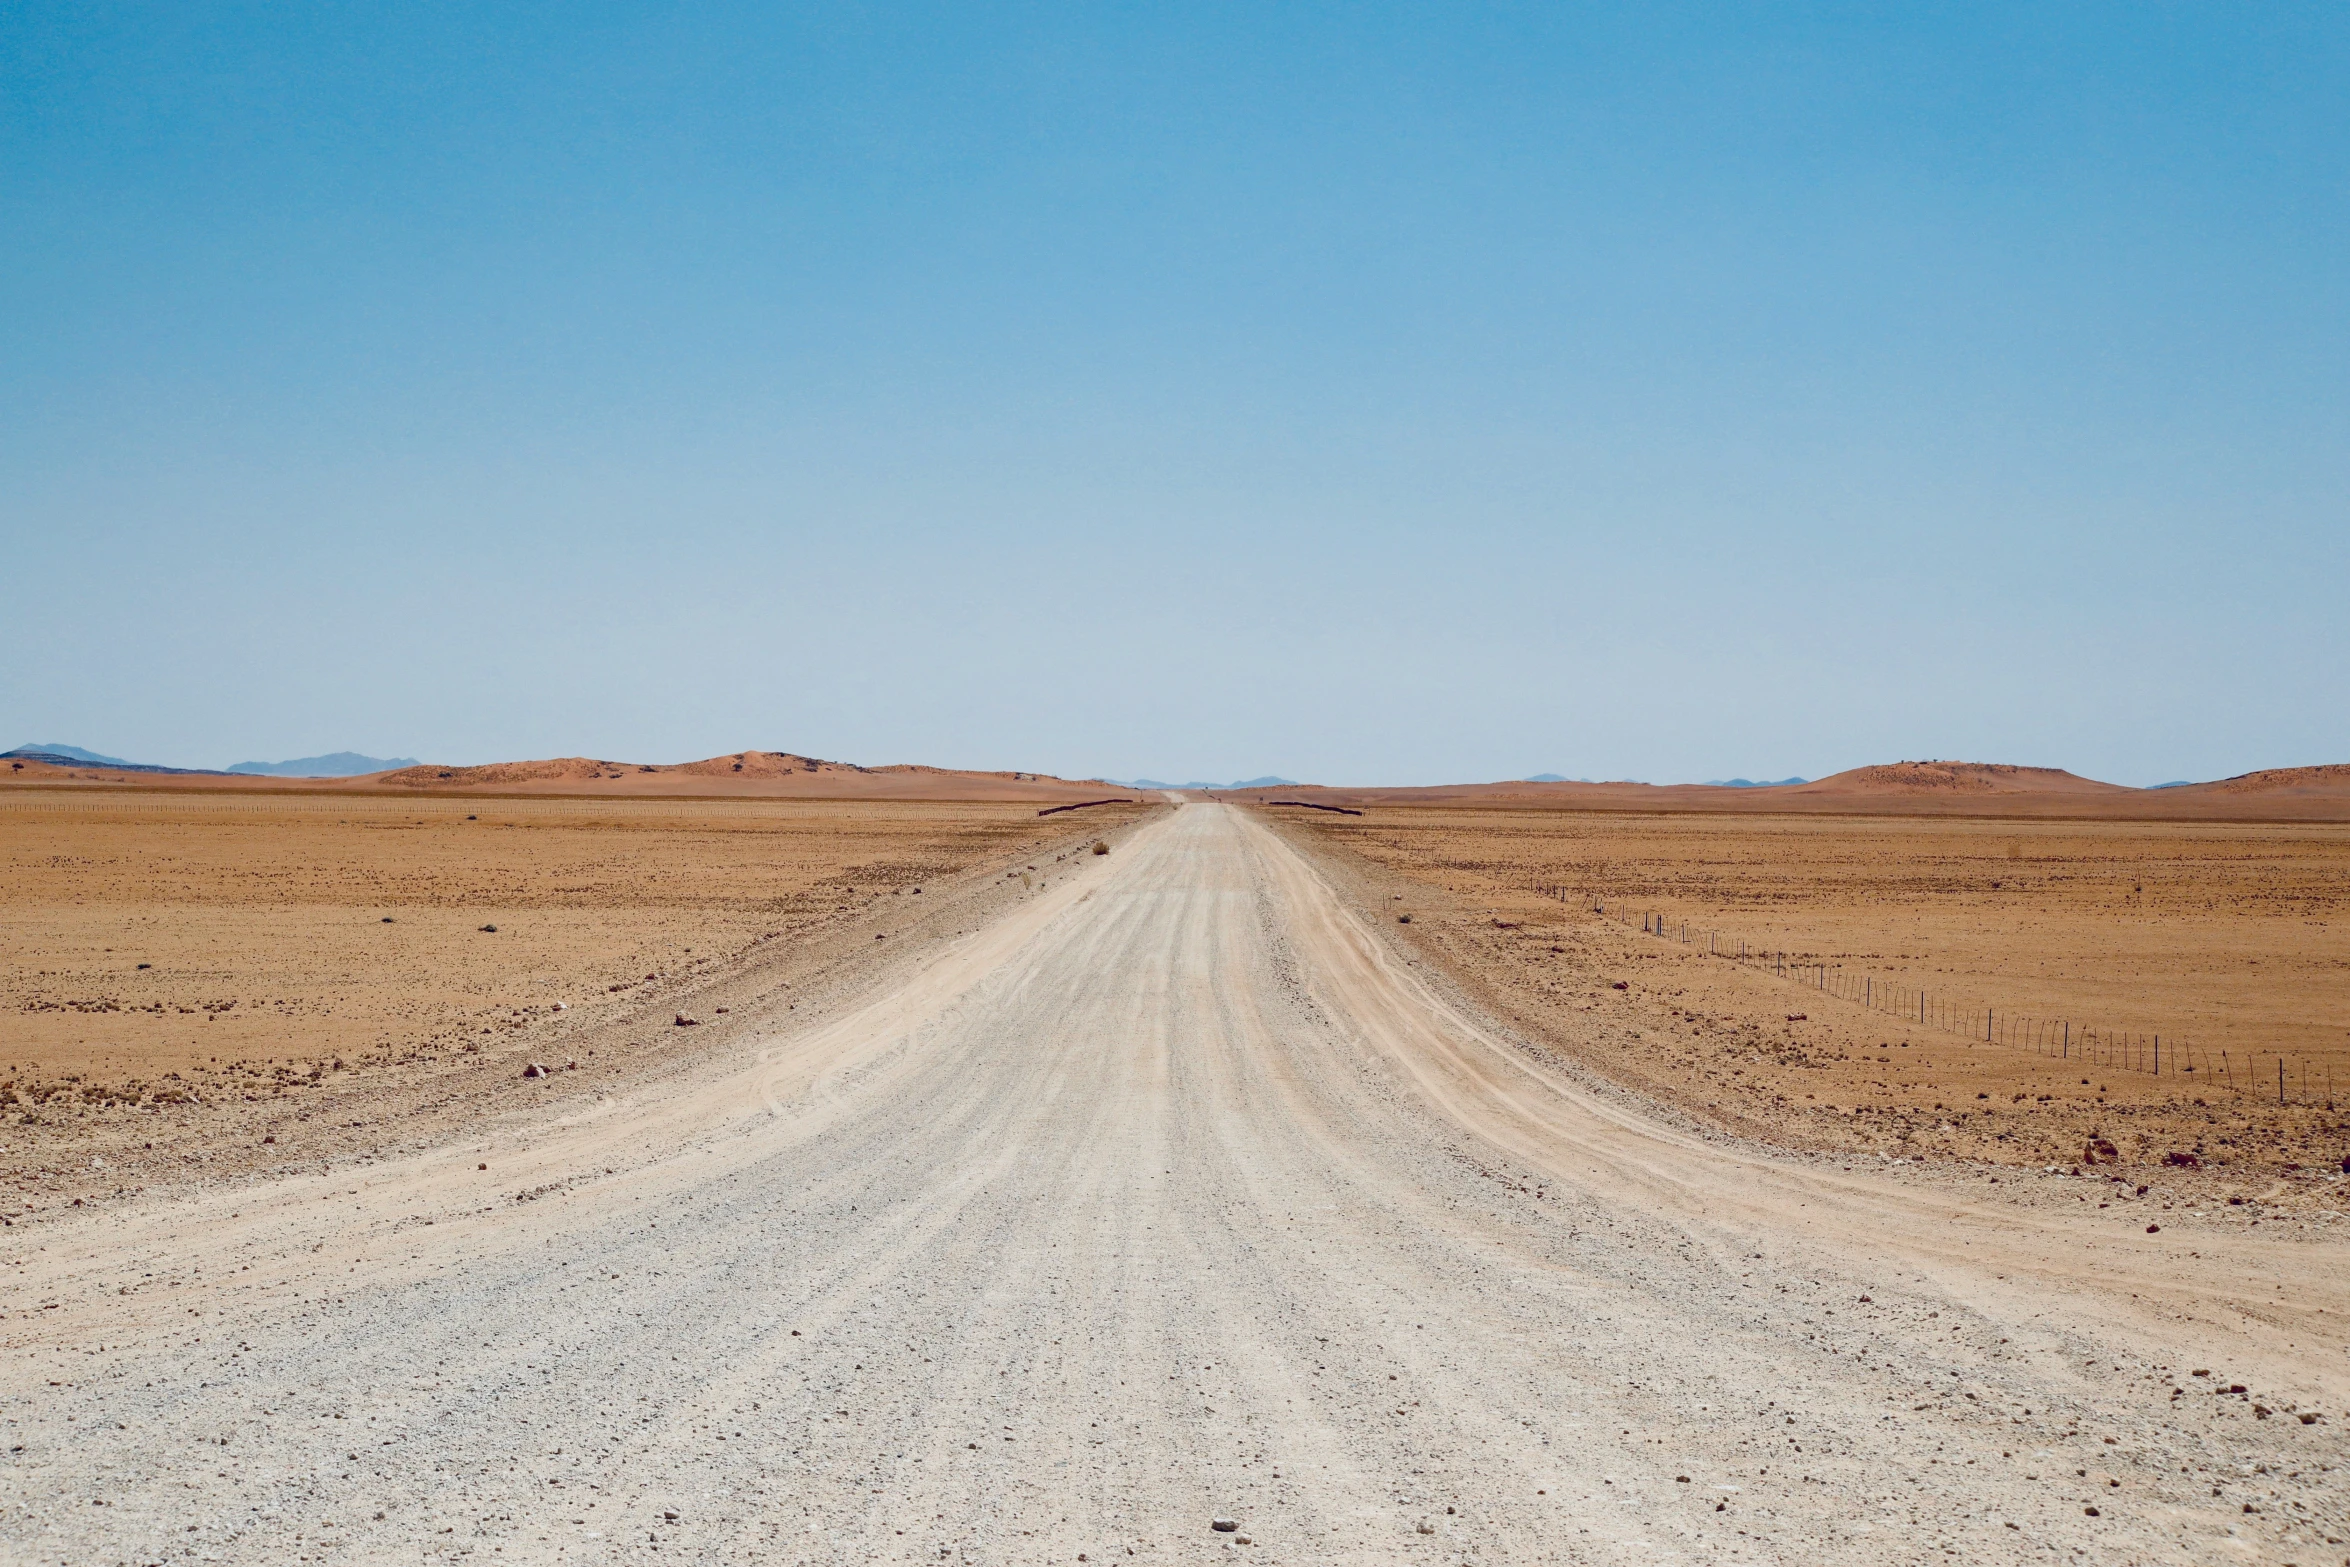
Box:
[1110, 775, 1298, 791]
[1524, 773, 1595, 784]
[8, 742, 136, 766]
[227, 752, 418, 777]
[3, 743, 222, 775]
[7, 742, 409, 778]
[1704, 777, 1808, 788]
[2149, 780, 2195, 789]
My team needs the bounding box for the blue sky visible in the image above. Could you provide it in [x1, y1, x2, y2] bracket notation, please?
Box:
[5, 4, 2344, 785]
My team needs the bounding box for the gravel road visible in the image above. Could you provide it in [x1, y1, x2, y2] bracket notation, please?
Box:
[4, 802, 2344, 1565]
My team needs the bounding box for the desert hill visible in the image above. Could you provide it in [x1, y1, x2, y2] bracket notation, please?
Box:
[2175, 763, 2350, 797]
[11, 747, 2349, 817]
[1787, 760, 2126, 796]
[4, 749, 1119, 803]
[1204, 759, 2350, 821]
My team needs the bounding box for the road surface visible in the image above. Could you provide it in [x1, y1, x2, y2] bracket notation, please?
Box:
[4, 802, 2344, 1564]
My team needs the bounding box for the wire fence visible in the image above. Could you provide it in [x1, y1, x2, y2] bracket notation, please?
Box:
[1529, 884, 2337, 1110]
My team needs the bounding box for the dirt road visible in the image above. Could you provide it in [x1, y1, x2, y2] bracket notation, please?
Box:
[5, 803, 2344, 1564]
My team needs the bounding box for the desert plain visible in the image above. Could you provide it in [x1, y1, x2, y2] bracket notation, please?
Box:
[0, 779, 1148, 1202]
[1271, 801, 2349, 1178]
[0, 758, 2345, 1565]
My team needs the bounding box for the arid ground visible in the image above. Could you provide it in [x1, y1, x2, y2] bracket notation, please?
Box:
[0, 788, 1146, 1207]
[0, 790, 2343, 1565]
[1268, 804, 2350, 1184]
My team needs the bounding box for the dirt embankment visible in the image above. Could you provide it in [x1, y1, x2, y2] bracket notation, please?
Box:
[0, 790, 1159, 1217]
[1264, 804, 2350, 1202]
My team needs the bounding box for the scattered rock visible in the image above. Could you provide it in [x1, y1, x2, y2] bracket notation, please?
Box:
[2145, 1223, 2159, 1233]
[522, 1063, 549, 1079]
[2163, 1150, 2200, 1169]
[674, 1015, 699, 1028]
[1610, 980, 1628, 990]
[478, 924, 498, 934]
[1415, 1518, 1436, 1534]
[1211, 1518, 1238, 1532]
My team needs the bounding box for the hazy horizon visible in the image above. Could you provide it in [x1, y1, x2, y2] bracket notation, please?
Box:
[3, 736, 2291, 792]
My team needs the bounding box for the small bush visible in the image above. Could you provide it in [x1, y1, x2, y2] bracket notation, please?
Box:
[1091, 840, 1109, 855]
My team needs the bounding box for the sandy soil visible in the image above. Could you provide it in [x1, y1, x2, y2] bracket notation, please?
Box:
[1261, 804, 2350, 1183]
[1, 802, 2343, 1565]
[0, 789, 1147, 1208]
